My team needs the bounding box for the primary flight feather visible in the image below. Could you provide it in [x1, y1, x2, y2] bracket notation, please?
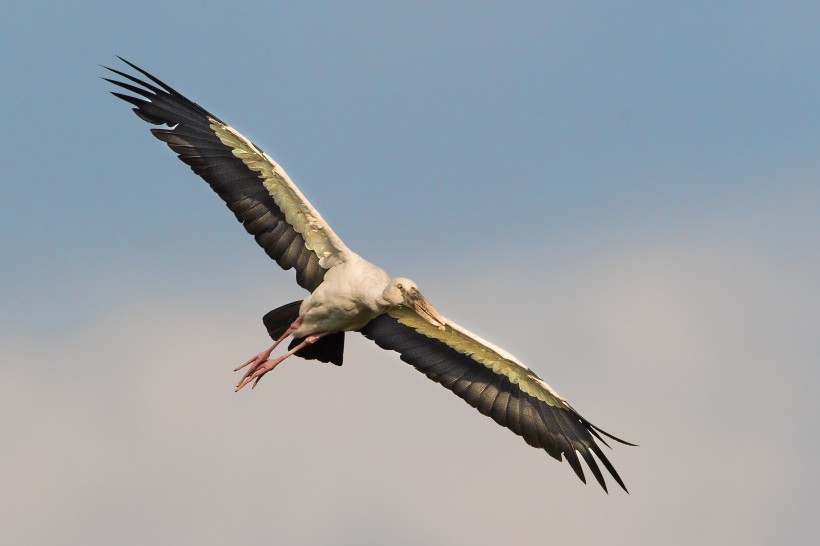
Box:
[105, 58, 634, 492]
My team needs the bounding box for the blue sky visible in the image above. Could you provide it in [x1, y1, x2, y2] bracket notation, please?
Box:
[2, 2, 818, 545]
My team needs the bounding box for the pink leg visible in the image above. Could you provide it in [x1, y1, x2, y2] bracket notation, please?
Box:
[233, 310, 308, 382]
[235, 333, 326, 392]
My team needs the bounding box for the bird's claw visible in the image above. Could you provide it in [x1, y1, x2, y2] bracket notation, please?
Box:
[234, 332, 319, 392]
[234, 349, 271, 372]
[235, 357, 281, 392]
[234, 348, 276, 391]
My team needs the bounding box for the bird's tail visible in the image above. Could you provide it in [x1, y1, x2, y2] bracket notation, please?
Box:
[263, 301, 303, 340]
[262, 301, 345, 366]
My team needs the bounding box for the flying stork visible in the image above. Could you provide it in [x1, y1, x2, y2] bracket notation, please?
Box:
[105, 58, 634, 492]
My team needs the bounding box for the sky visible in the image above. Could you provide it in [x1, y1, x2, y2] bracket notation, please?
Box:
[1, 2, 818, 545]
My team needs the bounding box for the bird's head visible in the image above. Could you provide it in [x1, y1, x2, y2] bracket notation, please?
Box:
[382, 277, 446, 329]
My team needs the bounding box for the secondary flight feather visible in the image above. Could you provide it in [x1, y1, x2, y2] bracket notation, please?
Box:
[105, 57, 634, 492]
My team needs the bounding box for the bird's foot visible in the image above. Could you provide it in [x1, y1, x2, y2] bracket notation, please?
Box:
[233, 312, 307, 378]
[234, 345, 276, 391]
[235, 355, 284, 392]
[234, 345, 275, 373]
[234, 333, 324, 392]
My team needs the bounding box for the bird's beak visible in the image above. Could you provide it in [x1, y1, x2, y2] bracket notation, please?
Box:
[407, 289, 446, 329]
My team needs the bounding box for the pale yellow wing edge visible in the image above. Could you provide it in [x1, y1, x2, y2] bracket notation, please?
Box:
[387, 307, 570, 409]
[211, 119, 352, 269]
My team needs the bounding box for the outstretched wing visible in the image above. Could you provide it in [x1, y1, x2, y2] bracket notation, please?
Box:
[359, 308, 634, 492]
[105, 58, 350, 292]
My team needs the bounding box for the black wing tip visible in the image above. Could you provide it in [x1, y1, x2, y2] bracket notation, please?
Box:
[103, 57, 183, 100]
[589, 423, 638, 448]
[587, 440, 630, 493]
[549, 440, 629, 493]
[577, 446, 609, 493]
[114, 55, 145, 72]
[582, 428, 633, 493]
[567, 403, 638, 448]
[113, 56, 179, 94]
[103, 61, 162, 105]
[560, 407, 633, 493]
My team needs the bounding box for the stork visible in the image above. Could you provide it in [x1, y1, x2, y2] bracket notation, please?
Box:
[105, 58, 634, 492]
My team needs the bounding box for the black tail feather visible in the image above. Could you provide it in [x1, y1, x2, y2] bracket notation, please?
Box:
[288, 333, 345, 366]
[262, 301, 345, 365]
[262, 301, 303, 341]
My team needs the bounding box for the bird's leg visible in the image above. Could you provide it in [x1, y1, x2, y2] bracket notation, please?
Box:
[235, 333, 326, 392]
[234, 310, 309, 376]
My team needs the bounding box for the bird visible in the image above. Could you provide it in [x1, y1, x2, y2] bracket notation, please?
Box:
[105, 57, 634, 492]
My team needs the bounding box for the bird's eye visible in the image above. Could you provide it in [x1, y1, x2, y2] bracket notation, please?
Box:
[396, 283, 403, 290]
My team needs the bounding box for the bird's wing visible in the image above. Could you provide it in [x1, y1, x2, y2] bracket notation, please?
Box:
[105, 58, 350, 292]
[359, 308, 634, 492]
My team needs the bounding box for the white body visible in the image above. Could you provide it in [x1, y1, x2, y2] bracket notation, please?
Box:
[294, 254, 392, 338]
